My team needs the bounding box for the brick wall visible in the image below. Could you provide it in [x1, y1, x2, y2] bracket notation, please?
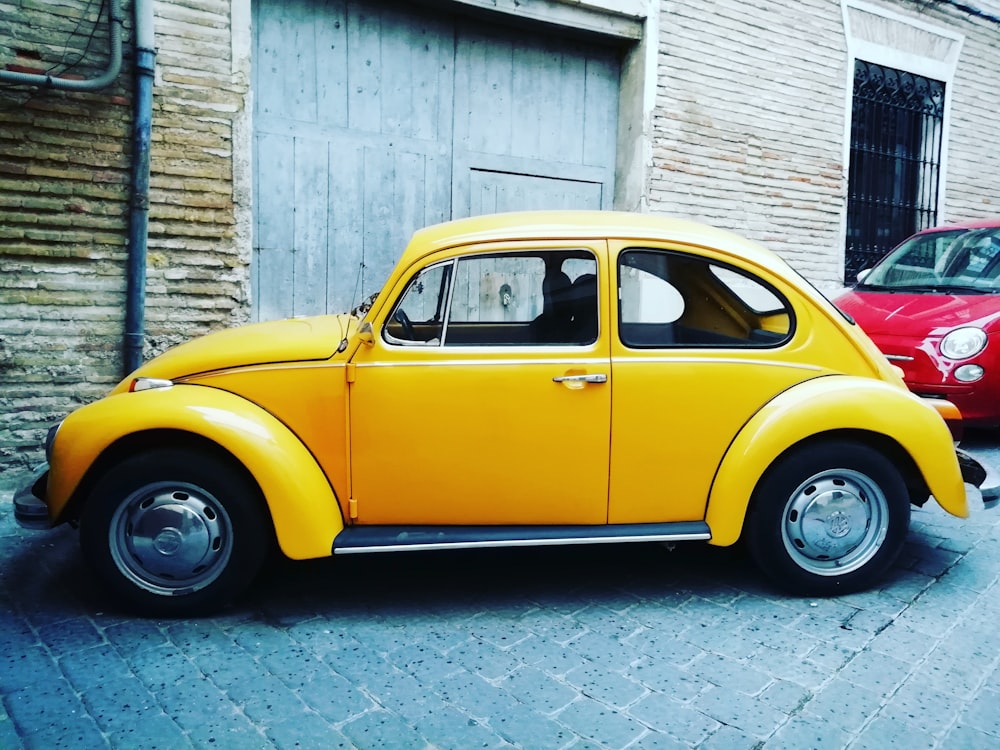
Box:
[0, 0, 249, 488]
[935, 6, 1000, 220]
[1, 0, 131, 487]
[143, 0, 250, 351]
[647, 0, 1000, 288]
[649, 0, 850, 286]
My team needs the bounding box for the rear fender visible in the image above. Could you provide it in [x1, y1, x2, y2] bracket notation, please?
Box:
[48, 385, 344, 560]
[706, 376, 967, 546]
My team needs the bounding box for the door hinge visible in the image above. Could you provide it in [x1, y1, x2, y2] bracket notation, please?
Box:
[348, 497, 358, 520]
[345, 363, 356, 383]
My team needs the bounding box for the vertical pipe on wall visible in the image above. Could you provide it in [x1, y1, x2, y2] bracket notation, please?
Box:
[124, 0, 156, 374]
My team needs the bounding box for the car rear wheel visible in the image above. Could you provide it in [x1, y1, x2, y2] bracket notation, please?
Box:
[746, 440, 910, 595]
[80, 448, 270, 616]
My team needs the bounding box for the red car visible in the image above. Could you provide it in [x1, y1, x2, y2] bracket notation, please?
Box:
[835, 218, 1000, 426]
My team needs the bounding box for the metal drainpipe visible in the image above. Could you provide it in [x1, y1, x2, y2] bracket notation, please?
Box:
[124, 0, 156, 375]
[0, 0, 124, 89]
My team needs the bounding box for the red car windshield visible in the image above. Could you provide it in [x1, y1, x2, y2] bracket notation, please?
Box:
[859, 227, 1000, 294]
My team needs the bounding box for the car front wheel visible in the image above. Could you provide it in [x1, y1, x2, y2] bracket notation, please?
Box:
[80, 448, 270, 616]
[746, 440, 910, 596]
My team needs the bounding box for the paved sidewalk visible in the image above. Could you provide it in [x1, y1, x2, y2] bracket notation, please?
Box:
[2, 450, 999, 749]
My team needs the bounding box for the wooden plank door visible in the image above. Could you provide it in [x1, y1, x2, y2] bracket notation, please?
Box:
[252, 0, 622, 321]
[452, 23, 620, 217]
[253, 0, 454, 320]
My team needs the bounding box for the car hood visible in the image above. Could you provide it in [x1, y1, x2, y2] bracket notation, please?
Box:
[835, 289, 1000, 336]
[116, 315, 353, 389]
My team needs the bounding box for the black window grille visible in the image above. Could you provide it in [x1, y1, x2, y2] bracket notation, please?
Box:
[845, 60, 944, 282]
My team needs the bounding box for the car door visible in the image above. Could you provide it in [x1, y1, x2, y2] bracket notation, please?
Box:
[348, 242, 611, 526]
[607, 242, 822, 524]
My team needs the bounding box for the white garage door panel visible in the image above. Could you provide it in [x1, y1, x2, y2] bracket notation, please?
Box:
[359, 146, 451, 298]
[255, 133, 451, 321]
[452, 24, 619, 218]
[252, 0, 621, 319]
[455, 32, 594, 164]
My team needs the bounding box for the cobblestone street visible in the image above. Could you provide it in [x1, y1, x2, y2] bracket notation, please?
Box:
[2, 435, 1000, 749]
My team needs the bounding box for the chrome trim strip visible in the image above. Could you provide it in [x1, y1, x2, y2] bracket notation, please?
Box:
[884, 354, 914, 362]
[131, 377, 173, 392]
[440, 258, 458, 343]
[610, 357, 824, 370]
[334, 531, 712, 554]
[355, 357, 609, 368]
[354, 356, 821, 370]
[381, 338, 600, 352]
[187, 361, 345, 380]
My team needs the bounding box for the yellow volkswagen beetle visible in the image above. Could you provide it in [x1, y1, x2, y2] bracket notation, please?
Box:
[14, 211, 997, 615]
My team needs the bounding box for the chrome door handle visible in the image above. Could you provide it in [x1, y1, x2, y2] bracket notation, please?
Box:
[552, 373, 607, 384]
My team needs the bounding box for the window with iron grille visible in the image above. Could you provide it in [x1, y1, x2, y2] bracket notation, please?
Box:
[845, 60, 945, 283]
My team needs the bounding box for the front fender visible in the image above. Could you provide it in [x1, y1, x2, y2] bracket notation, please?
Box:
[48, 385, 344, 560]
[706, 376, 968, 546]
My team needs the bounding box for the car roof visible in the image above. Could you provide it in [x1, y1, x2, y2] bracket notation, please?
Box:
[403, 210, 790, 275]
[914, 217, 1000, 234]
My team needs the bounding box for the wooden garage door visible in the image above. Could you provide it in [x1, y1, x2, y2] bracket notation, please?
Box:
[252, 0, 621, 320]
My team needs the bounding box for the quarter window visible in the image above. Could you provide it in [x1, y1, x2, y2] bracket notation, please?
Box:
[385, 250, 599, 347]
[384, 262, 451, 345]
[618, 250, 792, 348]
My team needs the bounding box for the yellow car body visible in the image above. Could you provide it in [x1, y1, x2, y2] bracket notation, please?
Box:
[15, 211, 992, 614]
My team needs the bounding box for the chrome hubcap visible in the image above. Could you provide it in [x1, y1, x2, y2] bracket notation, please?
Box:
[781, 469, 888, 576]
[109, 482, 232, 595]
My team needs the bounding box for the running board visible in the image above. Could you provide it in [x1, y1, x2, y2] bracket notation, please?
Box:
[332, 522, 712, 554]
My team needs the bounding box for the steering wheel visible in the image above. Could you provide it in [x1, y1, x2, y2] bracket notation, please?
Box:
[394, 309, 416, 340]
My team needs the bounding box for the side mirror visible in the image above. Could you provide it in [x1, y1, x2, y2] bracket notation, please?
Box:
[358, 321, 375, 346]
[856, 268, 871, 283]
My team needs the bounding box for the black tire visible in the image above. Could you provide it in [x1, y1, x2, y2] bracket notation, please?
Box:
[746, 440, 910, 596]
[79, 448, 271, 616]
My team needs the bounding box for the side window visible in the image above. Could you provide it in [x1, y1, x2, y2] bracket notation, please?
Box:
[709, 266, 783, 313]
[446, 251, 598, 346]
[385, 250, 599, 347]
[618, 250, 792, 348]
[447, 255, 546, 325]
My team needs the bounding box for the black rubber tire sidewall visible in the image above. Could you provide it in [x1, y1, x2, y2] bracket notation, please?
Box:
[79, 448, 270, 616]
[746, 440, 910, 596]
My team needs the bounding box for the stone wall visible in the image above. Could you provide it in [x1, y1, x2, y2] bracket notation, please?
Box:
[1, 0, 131, 485]
[144, 0, 250, 349]
[0, 0, 250, 487]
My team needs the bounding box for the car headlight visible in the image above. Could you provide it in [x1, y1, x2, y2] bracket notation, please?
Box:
[955, 364, 985, 383]
[940, 327, 987, 360]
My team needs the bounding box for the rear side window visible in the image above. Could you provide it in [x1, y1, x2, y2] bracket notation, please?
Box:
[618, 250, 793, 348]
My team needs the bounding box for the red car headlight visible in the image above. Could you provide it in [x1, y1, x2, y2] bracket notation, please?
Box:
[954, 364, 985, 383]
[940, 327, 987, 360]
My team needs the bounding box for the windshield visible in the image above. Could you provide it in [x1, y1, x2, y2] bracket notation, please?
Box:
[860, 227, 1000, 293]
